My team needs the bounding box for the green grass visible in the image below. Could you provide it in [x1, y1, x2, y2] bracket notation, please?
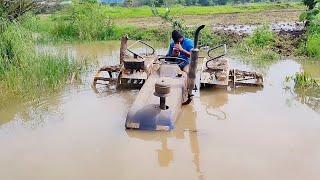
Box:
[294, 72, 319, 87]
[25, 3, 170, 42]
[298, 4, 320, 59]
[245, 25, 274, 48]
[50, 2, 115, 41]
[0, 19, 80, 107]
[102, 3, 303, 19]
[305, 14, 320, 59]
[29, 2, 169, 42]
[232, 25, 279, 65]
[306, 33, 320, 59]
[27, 2, 304, 42]
[291, 72, 320, 97]
[297, 22, 320, 59]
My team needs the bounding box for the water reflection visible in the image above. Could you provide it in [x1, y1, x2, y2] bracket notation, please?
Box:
[126, 103, 204, 179]
[0, 93, 63, 126]
[1, 41, 320, 180]
[297, 95, 320, 113]
[200, 86, 263, 120]
[157, 136, 173, 166]
[284, 88, 320, 113]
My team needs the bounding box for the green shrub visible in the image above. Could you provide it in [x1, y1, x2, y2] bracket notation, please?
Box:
[111, 25, 169, 41]
[51, 2, 116, 40]
[232, 25, 279, 64]
[306, 33, 320, 58]
[293, 72, 319, 93]
[285, 72, 320, 99]
[308, 14, 320, 33]
[304, 14, 320, 59]
[0, 22, 33, 73]
[245, 25, 274, 48]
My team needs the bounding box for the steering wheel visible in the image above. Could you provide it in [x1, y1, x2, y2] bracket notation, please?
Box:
[158, 57, 186, 66]
[207, 44, 227, 58]
[127, 49, 144, 59]
[206, 44, 227, 70]
[126, 40, 156, 59]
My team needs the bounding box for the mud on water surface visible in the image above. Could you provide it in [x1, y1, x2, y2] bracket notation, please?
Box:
[0, 41, 319, 180]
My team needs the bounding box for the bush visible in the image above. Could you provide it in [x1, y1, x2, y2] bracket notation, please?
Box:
[114, 25, 169, 41]
[0, 22, 33, 73]
[285, 72, 320, 99]
[293, 72, 319, 96]
[233, 25, 279, 64]
[51, 2, 116, 40]
[306, 33, 320, 58]
[245, 25, 274, 48]
[0, 0, 37, 22]
[303, 14, 320, 59]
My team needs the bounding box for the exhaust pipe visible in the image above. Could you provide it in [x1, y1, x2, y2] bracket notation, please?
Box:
[120, 35, 128, 64]
[184, 25, 205, 105]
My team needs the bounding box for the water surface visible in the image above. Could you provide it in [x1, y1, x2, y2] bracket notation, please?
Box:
[0, 41, 319, 180]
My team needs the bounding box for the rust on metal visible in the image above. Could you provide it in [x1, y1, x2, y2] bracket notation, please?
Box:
[120, 35, 128, 64]
[230, 69, 264, 87]
[201, 57, 229, 87]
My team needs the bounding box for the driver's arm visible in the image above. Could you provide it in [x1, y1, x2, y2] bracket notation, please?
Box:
[180, 48, 191, 58]
[174, 40, 193, 58]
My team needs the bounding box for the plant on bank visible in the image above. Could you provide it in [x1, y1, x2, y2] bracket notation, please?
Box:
[0, 1, 79, 106]
[51, 1, 115, 40]
[287, 72, 320, 98]
[235, 25, 279, 63]
[299, 0, 320, 59]
[245, 25, 274, 48]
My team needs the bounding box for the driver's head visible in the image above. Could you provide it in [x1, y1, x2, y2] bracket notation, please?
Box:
[172, 30, 183, 44]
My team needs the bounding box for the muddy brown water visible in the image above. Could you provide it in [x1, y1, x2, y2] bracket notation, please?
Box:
[0, 41, 319, 180]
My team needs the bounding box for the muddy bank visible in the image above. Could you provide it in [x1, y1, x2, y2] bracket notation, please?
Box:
[213, 22, 305, 35]
[211, 22, 305, 56]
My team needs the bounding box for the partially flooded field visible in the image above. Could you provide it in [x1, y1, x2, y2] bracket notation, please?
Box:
[0, 41, 319, 180]
[119, 9, 303, 28]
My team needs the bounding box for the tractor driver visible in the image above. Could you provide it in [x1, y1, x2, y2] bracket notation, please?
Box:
[166, 30, 194, 72]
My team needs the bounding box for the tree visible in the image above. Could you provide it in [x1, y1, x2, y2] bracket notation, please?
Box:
[176, 0, 185, 4]
[199, 0, 210, 5]
[217, 0, 227, 5]
[300, 0, 319, 25]
[153, 0, 165, 7]
[123, 0, 134, 7]
[303, 0, 318, 10]
[185, 0, 193, 5]
[0, 0, 37, 22]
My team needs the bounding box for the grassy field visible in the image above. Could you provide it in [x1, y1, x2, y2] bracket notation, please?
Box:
[31, 2, 304, 42]
[119, 9, 302, 28]
[101, 3, 304, 18]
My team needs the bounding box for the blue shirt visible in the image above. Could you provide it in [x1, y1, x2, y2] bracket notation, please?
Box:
[166, 38, 194, 68]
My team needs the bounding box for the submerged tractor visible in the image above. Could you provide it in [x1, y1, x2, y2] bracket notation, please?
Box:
[93, 25, 263, 131]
